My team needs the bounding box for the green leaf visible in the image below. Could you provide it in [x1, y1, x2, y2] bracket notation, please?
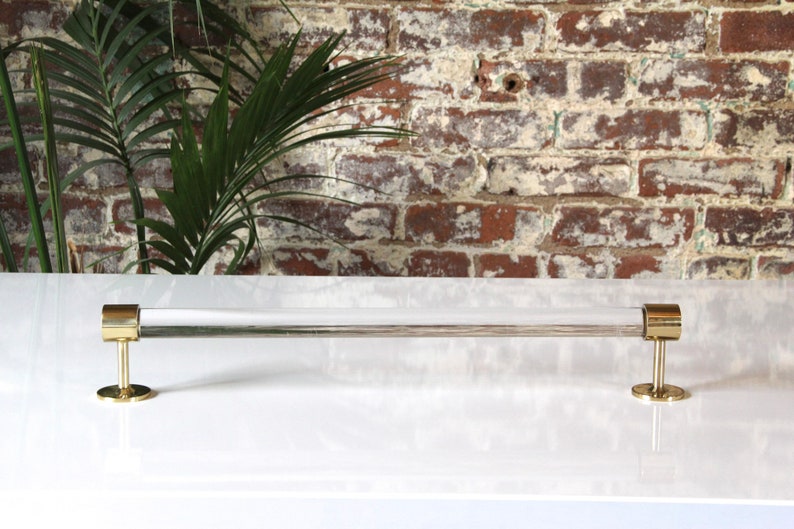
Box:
[32, 45, 69, 273]
[0, 42, 52, 272]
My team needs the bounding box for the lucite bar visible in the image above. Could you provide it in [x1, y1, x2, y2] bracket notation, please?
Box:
[138, 307, 645, 339]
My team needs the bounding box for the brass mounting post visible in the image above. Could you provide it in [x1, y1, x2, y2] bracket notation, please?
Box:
[632, 304, 687, 402]
[97, 304, 151, 403]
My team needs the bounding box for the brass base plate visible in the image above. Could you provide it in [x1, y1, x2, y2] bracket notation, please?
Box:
[632, 383, 687, 402]
[97, 384, 152, 403]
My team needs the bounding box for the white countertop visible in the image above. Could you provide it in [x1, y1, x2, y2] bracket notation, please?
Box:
[1, 274, 792, 527]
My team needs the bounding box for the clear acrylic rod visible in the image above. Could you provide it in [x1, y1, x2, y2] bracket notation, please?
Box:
[138, 307, 645, 339]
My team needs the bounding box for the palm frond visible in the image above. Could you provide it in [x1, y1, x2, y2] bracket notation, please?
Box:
[32, 46, 70, 272]
[0, 43, 51, 272]
[132, 32, 411, 274]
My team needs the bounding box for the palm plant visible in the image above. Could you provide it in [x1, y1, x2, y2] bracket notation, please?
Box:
[136, 33, 407, 274]
[1, 0, 409, 274]
[1, 0, 248, 272]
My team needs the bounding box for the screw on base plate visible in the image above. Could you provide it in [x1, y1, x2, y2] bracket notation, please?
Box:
[631, 382, 686, 402]
[97, 384, 152, 403]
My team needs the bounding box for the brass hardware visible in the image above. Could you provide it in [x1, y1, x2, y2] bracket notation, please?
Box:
[632, 304, 687, 402]
[97, 303, 687, 403]
[97, 304, 151, 403]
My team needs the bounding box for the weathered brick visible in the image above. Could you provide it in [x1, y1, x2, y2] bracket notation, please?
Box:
[0, 192, 105, 238]
[638, 60, 788, 102]
[407, 249, 470, 277]
[551, 207, 695, 248]
[248, 6, 389, 52]
[335, 153, 477, 198]
[547, 253, 609, 279]
[487, 156, 631, 196]
[412, 107, 550, 150]
[705, 207, 794, 247]
[359, 57, 458, 100]
[338, 248, 403, 277]
[560, 110, 707, 150]
[397, 8, 544, 52]
[720, 11, 794, 53]
[61, 195, 105, 236]
[111, 197, 169, 235]
[714, 110, 794, 149]
[513, 208, 547, 247]
[0, 192, 31, 235]
[615, 254, 665, 279]
[261, 200, 397, 242]
[1, 1, 68, 38]
[639, 158, 785, 198]
[325, 104, 403, 148]
[579, 61, 626, 101]
[477, 254, 538, 278]
[272, 247, 332, 276]
[405, 203, 518, 244]
[687, 256, 751, 280]
[476, 59, 567, 103]
[758, 257, 794, 279]
[557, 11, 706, 53]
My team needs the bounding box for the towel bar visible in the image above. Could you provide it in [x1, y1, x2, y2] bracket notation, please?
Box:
[97, 303, 685, 404]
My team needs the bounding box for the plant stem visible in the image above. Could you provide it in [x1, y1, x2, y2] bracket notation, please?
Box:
[32, 45, 69, 273]
[0, 43, 52, 272]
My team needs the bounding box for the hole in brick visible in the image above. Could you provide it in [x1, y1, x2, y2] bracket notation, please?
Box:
[502, 73, 523, 94]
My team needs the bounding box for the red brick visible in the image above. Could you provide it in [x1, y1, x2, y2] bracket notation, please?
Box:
[758, 256, 794, 279]
[335, 153, 477, 198]
[487, 156, 631, 196]
[637, 60, 788, 102]
[557, 11, 705, 53]
[720, 11, 794, 53]
[579, 61, 626, 101]
[407, 250, 470, 277]
[639, 158, 785, 198]
[412, 107, 550, 150]
[615, 254, 664, 279]
[405, 203, 517, 244]
[272, 247, 332, 276]
[261, 199, 397, 242]
[551, 207, 695, 248]
[687, 256, 750, 280]
[559, 110, 707, 150]
[397, 8, 544, 52]
[477, 254, 538, 278]
[705, 207, 794, 247]
[476, 60, 567, 102]
[715, 110, 794, 149]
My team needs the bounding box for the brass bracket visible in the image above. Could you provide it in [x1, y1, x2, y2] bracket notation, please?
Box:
[632, 304, 687, 402]
[96, 304, 152, 403]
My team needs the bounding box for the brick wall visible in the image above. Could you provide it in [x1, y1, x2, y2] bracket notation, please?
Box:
[2, 0, 794, 278]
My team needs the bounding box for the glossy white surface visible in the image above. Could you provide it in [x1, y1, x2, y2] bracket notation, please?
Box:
[1, 274, 792, 527]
